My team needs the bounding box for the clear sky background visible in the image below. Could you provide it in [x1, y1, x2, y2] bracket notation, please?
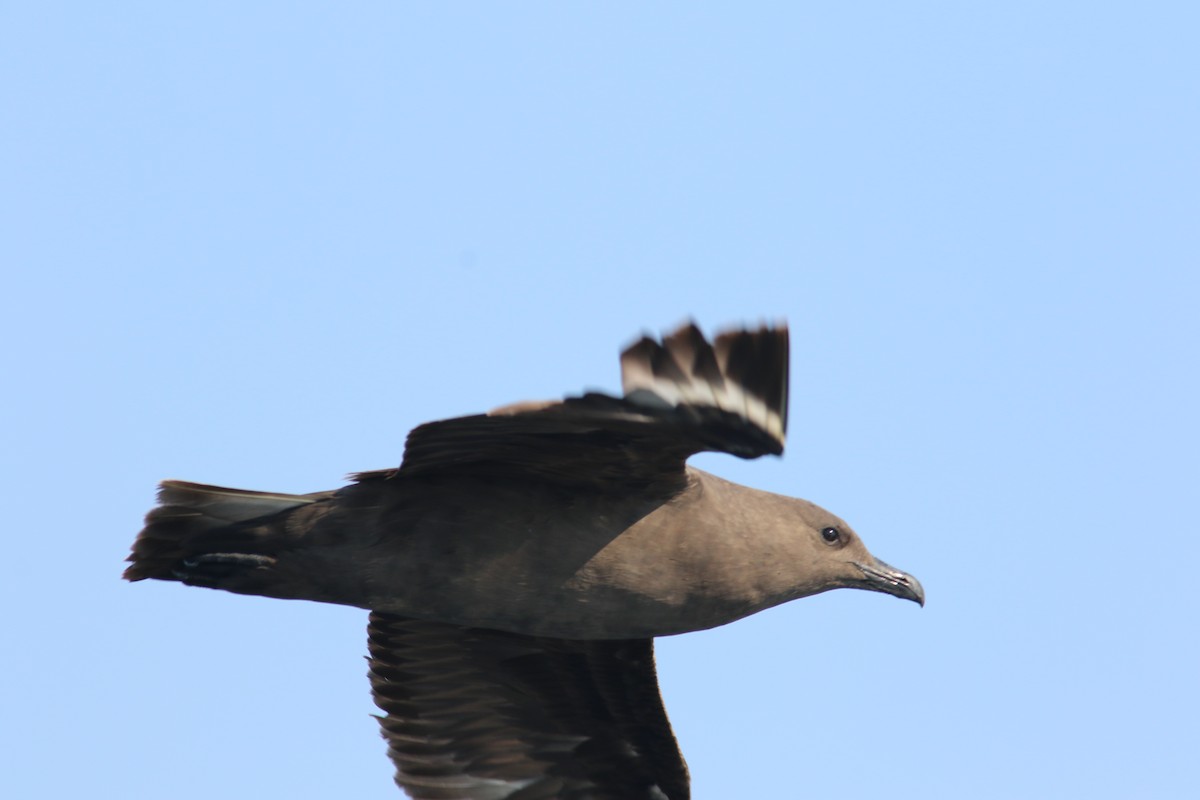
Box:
[3, 3, 1197, 798]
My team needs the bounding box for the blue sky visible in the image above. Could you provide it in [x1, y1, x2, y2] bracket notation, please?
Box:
[3, 3, 1197, 798]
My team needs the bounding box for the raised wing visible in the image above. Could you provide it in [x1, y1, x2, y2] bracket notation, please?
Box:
[373, 322, 788, 491]
[620, 321, 787, 449]
[368, 613, 689, 800]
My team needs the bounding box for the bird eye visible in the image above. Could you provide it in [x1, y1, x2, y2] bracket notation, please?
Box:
[820, 526, 841, 544]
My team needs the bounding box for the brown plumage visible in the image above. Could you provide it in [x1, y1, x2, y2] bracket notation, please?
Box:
[125, 321, 923, 799]
[367, 615, 688, 799]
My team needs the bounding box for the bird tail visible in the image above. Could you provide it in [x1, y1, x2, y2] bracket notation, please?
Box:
[123, 480, 326, 584]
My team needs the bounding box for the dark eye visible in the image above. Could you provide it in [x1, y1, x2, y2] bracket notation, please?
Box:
[821, 526, 841, 544]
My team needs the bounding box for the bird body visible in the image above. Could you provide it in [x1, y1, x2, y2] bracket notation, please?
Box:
[136, 466, 869, 639]
[125, 321, 922, 799]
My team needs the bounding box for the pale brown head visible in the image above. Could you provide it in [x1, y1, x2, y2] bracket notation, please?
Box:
[784, 497, 924, 606]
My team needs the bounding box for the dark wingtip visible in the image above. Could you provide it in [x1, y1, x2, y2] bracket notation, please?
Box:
[619, 321, 790, 458]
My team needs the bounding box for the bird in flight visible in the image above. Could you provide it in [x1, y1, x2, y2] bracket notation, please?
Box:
[125, 321, 923, 799]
